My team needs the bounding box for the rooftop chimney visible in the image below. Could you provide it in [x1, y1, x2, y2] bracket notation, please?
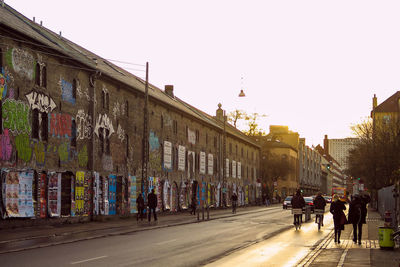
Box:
[323, 135, 329, 155]
[373, 94, 377, 109]
[165, 85, 174, 97]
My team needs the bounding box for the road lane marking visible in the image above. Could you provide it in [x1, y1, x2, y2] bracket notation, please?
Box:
[70, 255, 108, 265]
[155, 239, 177, 245]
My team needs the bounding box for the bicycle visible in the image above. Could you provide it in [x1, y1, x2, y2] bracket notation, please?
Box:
[292, 208, 303, 230]
[314, 209, 324, 230]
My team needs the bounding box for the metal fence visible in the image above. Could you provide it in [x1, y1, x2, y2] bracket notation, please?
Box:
[377, 184, 399, 227]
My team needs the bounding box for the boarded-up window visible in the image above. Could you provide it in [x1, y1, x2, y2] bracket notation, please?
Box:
[61, 172, 73, 216]
[41, 112, 48, 141]
[35, 63, 40, 86]
[32, 109, 39, 139]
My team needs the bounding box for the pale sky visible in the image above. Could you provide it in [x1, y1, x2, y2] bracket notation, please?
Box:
[5, 0, 400, 146]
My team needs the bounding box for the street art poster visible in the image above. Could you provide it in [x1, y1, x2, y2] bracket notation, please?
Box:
[187, 128, 196, 145]
[148, 177, 161, 211]
[129, 175, 137, 214]
[60, 78, 75, 104]
[179, 181, 188, 210]
[108, 175, 116, 215]
[103, 177, 109, 215]
[245, 185, 249, 205]
[3, 171, 34, 218]
[163, 141, 172, 170]
[216, 183, 221, 208]
[178, 145, 185, 171]
[237, 162, 241, 179]
[75, 171, 85, 216]
[93, 172, 100, 215]
[39, 172, 47, 218]
[48, 172, 61, 217]
[163, 180, 171, 210]
[232, 160, 236, 178]
[208, 154, 213, 175]
[199, 152, 206, 174]
[171, 182, 178, 212]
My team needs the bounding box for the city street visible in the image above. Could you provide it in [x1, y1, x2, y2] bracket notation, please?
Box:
[0, 206, 332, 267]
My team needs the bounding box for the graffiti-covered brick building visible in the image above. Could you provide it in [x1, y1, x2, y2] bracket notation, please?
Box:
[0, 3, 260, 227]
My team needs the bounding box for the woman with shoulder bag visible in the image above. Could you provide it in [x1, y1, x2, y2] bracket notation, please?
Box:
[330, 194, 347, 243]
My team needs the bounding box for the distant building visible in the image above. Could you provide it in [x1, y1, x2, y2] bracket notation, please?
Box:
[323, 135, 359, 171]
[298, 138, 322, 195]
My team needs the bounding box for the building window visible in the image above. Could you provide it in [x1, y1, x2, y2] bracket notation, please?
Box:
[173, 120, 178, 135]
[235, 144, 238, 155]
[206, 133, 208, 145]
[72, 79, 77, 100]
[126, 134, 129, 158]
[195, 130, 199, 142]
[32, 109, 39, 139]
[71, 119, 77, 147]
[41, 112, 48, 141]
[42, 66, 47, 88]
[214, 136, 217, 148]
[106, 93, 109, 111]
[0, 47, 2, 69]
[105, 129, 110, 155]
[99, 128, 104, 154]
[101, 90, 105, 109]
[229, 143, 232, 154]
[35, 63, 40, 86]
[241, 148, 244, 157]
[161, 115, 164, 129]
[125, 100, 129, 117]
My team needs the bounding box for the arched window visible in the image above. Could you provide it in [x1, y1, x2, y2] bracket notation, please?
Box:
[35, 63, 41, 86]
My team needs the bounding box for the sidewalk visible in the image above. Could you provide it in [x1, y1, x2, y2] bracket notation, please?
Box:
[0, 205, 277, 254]
[306, 207, 400, 267]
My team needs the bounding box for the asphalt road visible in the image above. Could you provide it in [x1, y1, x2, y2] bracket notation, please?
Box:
[0, 206, 331, 267]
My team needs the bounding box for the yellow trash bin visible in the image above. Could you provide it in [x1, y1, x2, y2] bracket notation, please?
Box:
[378, 227, 394, 249]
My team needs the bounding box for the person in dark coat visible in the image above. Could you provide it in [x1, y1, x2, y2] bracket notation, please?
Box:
[313, 192, 327, 226]
[291, 189, 305, 225]
[348, 192, 370, 244]
[147, 189, 158, 222]
[330, 194, 347, 243]
[190, 195, 197, 215]
[136, 193, 145, 221]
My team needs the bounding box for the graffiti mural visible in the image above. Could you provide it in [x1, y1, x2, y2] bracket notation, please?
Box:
[117, 124, 125, 142]
[0, 67, 11, 100]
[49, 113, 72, 138]
[33, 140, 46, 166]
[149, 131, 160, 151]
[0, 129, 13, 161]
[15, 134, 31, 162]
[94, 114, 114, 137]
[2, 99, 31, 134]
[76, 110, 92, 140]
[58, 142, 70, 163]
[6, 48, 35, 80]
[78, 145, 88, 167]
[102, 154, 113, 172]
[60, 78, 75, 104]
[25, 91, 57, 113]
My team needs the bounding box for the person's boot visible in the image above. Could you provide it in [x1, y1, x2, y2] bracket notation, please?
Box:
[338, 231, 341, 244]
[334, 231, 337, 243]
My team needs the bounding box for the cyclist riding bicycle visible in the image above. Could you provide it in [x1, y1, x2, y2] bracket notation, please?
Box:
[313, 192, 327, 227]
[291, 189, 305, 226]
[231, 192, 238, 214]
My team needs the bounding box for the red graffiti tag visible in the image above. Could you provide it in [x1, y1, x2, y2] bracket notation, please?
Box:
[50, 113, 72, 138]
[0, 129, 13, 161]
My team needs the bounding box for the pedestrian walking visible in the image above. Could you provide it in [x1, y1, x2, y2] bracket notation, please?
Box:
[348, 192, 370, 244]
[136, 193, 145, 221]
[231, 192, 238, 214]
[313, 192, 326, 226]
[190, 195, 197, 215]
[330, 194, 347, 243]
[147, 189, 158, 223]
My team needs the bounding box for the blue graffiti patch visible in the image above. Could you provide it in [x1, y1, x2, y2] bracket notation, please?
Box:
[61, 79, 75, 104]
[149, 131, 160, 151]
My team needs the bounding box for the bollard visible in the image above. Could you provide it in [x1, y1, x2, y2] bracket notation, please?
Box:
[207, 205, 210, 220]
